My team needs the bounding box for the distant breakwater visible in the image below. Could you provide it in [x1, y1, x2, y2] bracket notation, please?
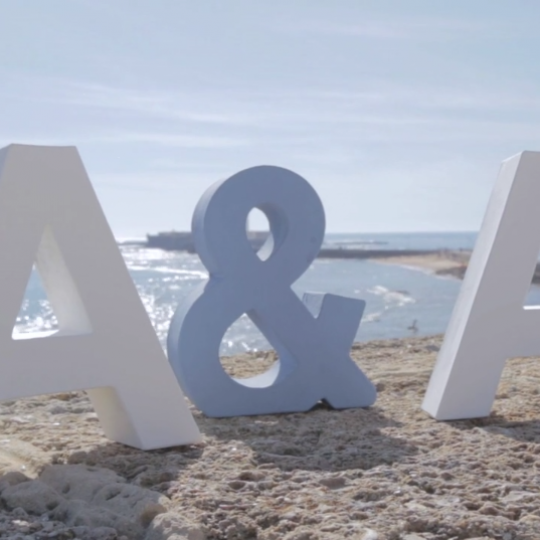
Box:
[137, 234, 442, 260]
[317, 248, 440, 259]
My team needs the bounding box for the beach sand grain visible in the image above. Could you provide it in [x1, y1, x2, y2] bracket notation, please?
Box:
[0, 336, 538, 539]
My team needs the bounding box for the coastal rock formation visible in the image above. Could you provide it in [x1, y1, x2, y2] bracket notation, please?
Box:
[0, 337, 538, 538]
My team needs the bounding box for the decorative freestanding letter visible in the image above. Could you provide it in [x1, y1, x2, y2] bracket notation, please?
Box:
[0, 144, 201, 449]
[167, 165, 376, 417]
[423, 151, 540, 420]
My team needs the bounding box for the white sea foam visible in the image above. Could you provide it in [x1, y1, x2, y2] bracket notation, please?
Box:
[367, 285, 415, 306]
[127, 265, 208, 278]
[362, 311, 383, 323]
[396, 264, 434, 276]
[115, 237, 146, 244]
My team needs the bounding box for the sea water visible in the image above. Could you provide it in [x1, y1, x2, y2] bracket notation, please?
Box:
[14, 232, 540, 355]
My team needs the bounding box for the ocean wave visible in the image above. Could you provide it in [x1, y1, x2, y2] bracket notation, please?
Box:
[397, 264, 434, 276]
[115, 237, 146, 244]
[121, 248, 183, 262]
[362, 311, 382, 323]
[367, 285, 415, 307]
[127, 265, 208, 278]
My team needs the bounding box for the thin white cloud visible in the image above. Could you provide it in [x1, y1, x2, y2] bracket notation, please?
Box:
[2, 71, 540, 167]
[0, 132, 250, 150]
[280, 19, 497, 40]
[115, 132, 250, 148]
[4, 70, 540, 132]
[0, 72, 257, 126]
[91, 170, 217, 191]
[64, 82, 257, 126]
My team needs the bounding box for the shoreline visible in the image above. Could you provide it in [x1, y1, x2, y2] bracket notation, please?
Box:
[374, 249, 540, 285]
[0, 335, 540, 538]
[371, 250, 471, 280]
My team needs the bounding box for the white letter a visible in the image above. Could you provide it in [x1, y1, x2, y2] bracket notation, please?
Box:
[424, 151, 540, 420]
[0, 144, 201, 449]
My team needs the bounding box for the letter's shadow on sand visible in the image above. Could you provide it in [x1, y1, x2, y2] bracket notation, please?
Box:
[448, 413, 540, 443]
[195, 404, 418, 472]
[63, 405, 417, 480]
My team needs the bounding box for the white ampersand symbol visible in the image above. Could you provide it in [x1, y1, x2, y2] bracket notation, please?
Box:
[167, 166, 376, 417]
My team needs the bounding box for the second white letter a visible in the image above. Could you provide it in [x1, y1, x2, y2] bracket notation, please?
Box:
[423, 151, 540, 420]
[0, 144, 201, 449]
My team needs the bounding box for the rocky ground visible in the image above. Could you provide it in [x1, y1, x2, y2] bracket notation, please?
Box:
[0, 336, 539, 539]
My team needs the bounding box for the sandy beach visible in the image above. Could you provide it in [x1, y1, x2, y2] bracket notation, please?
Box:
[0, 335, 538, 539]
[372, 251, 472, 280]
[374, 249, 540, 287]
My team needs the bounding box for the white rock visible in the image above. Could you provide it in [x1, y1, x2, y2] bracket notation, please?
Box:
[92, 483, 168, 525]
[2, 480, 62, 515]
[145, 512, 206, 540]
[71, 526, 118, 540]
[0, 471, 30, 493]
[37, 464, 169, 539]
[52, 499, 142, 539]
[40, 464, 168, 523]
[40, 464, 124, 501]
[361, 530, 379, 540]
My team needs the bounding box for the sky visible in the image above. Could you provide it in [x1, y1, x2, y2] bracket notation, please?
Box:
[2, 1, 540, 237]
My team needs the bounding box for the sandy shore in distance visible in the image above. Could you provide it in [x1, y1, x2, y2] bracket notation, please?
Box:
[0, 336, 539, 539]
[373, 250, 472, 280]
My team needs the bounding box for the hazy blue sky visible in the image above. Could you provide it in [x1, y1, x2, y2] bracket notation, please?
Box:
[2, 1, 540, 236]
